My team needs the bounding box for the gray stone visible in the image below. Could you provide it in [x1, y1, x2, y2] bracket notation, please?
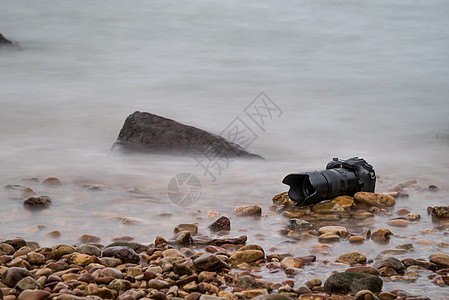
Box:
[324, 272, 383, 294]
[78, 244, 101, 256]
[15, 276, 42, 292]
[373, 257, 405, 271]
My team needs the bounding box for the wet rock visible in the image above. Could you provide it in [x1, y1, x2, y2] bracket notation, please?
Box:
[0, 242, 16, 255]
[69, 253, 93, 265]
[47, 230, 62, 238]
[104, 241, 149, 253]
[371, 228, 393, 241]
[289, 218, 312, 229]
[401, 258, 436, 270]
[386, 219, 409, 227]
[102, 246, 140, 264]
[318, 233, 340, 242]
[305, 278, 322, 289]
[113, 111, 262, 158]
[174, 224, 198, 236]
[108, 278, 131, 291]
[229, 250, 264, 265]
[42, 177, 62, 185]
[79, 234, 101, 243]
[26, 252, 46, 265]
[23, 196, 52, 209]
[349, 236, 364, 243]
[78, 244, 101, 256]
[354, 289, 376, 300]
[324, 272, 382, 294]
[429, 253, 449, 267]
[331, 195, 354, 208]
[172, 230, 193, 245]
[15, 276, 42, 292]
[17, 290, 51, 300]
[378, 267, 396, 277]
[431, 206, 449, 218]
[318, 226, 349, 238]
[234, 205, 262, 216]
[8, 257, 31, 269]
[312, 202, 345, 214]
[252, 295, 293, 300]
[209, 216, 231, 232]
[2, 267, 33, 287]
[346, 266, 379, 276]
[354, 192, 395, 207]
[272, 192, 296, 206]
[373, 257, 405, 272]
[337, 252, 367, 265]
[193, 253, 229, 271]
[236, 275, 258, 290]
[163, 249, 184, 258]
[406, 213, 421, 221]
[173, 258, 195, 275]
[393, 179, 417, 189]
[52, 244, 75, 259]
[281, 257, 304, 268]
[148, 279, 170, 289]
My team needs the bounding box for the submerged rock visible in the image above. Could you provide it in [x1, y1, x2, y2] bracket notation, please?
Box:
[23, 196, 52, 209]
[431, 206, 449, 218]
[354, 192, 395, 207]
[113, 111, 262, 158]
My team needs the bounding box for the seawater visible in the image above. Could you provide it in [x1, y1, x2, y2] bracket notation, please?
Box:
[1, 0, 449, 296]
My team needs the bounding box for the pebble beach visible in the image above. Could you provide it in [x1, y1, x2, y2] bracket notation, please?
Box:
[1, 174, 449, 300]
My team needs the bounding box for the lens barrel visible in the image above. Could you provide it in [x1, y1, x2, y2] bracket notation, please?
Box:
[282, 157, 375, 206]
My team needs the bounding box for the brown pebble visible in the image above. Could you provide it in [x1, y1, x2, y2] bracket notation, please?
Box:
[43, 177, 63, 185]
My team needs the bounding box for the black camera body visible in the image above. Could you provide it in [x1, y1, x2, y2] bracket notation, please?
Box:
[282, 157, 376, 206]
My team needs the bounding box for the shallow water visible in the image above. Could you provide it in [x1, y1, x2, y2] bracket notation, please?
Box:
[1, 0, 449, 297]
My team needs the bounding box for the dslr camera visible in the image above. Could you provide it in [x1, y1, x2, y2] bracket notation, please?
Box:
[282, 157, 376, 206]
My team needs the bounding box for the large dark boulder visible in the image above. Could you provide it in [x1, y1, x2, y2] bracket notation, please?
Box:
[0, 33, 14, 47]
[113, 111, 262, 158]
[324, 272, 383, 294]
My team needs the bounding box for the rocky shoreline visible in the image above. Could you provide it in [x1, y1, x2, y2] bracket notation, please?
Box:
[1, 179, 449, 299]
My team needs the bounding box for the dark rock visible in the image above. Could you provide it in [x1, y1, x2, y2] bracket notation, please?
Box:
[432, 206, 449, 218]
[3, 238, 27, 250]
[324, 272, 383, 294]
[208, 216, 231, 232]
[373, 257, 405, 272]
[104, 241, 149, 253]
[0, 33, 14, 47]
[23, 196, 52, 210]
[113, 111, 262, 158]
[102, 246, 140, 264]
[193, 253, 229, 271]
[2, 267, 33, 287]
[402, 258, 437, 270]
